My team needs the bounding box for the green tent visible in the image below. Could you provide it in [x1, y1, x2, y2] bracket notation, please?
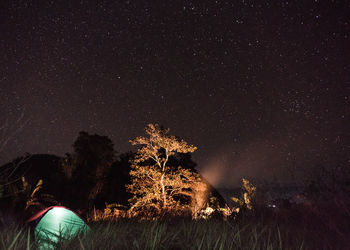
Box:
[27, 206, 89, 249]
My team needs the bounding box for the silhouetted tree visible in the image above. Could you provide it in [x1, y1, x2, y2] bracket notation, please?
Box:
[167, 152, 197, 170]
[99, 152, 134, 206]
[70, 131, 115, 209]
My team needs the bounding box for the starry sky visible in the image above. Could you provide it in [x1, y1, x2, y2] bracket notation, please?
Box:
[1, 1, 349, 187]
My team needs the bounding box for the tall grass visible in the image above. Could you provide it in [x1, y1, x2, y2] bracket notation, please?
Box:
[0, 225, 34, 250]
[1, 193, 350, 249]
[0, 217, 342, 250]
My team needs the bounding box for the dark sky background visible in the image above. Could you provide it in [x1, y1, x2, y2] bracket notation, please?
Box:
[0, 1, 349, 187]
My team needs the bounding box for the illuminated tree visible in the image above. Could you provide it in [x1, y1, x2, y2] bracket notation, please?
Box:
[127, 124, 205, 217]
[231, 178, 257, 213]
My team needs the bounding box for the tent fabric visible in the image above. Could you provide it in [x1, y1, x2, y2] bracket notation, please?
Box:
[27, 206, 89, 249]
[27, 206, 57, 222]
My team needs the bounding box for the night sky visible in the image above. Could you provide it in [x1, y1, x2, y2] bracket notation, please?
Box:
[1, 1, 349, 187]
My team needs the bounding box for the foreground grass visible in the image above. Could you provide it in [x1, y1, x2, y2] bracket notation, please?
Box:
[2, 197, 350, 250]
[1, 213, 348, 250]
[0, 220, 293, 250]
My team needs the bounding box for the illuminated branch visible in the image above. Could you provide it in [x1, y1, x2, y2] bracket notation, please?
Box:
[127, 124, 203, 218]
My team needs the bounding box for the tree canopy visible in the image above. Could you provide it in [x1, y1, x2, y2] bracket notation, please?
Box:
[127, 124, 208, 218]
[70, 131, 116, 209]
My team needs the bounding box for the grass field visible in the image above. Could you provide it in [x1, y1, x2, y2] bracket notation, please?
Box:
[1, 205, 349, 250]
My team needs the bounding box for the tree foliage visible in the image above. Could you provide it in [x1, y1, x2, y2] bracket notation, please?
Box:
[69, 131, 115, 209]
[231, 178, 257, 212]
[127, 124, 207, 217]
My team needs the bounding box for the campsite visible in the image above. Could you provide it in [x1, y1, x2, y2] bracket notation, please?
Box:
[1, 125, 349, 249]
[1, 0, 349, 249]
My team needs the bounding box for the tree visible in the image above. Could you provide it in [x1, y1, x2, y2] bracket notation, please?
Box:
[231, 178, 257, 213]
[103, 152, 134, 206]
[69, 131, 115, 209]
[127, 124, 206, 217]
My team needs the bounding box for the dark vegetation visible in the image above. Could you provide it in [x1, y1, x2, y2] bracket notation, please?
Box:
[1, 202, 349, 249]
[0, 130, 226, 220]
[0, 128, 350, 249]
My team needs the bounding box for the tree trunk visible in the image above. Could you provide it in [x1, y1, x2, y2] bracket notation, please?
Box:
[160, 173, 166, 208]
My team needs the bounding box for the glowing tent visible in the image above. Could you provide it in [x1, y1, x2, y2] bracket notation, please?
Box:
[27, 206, 89, 249]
